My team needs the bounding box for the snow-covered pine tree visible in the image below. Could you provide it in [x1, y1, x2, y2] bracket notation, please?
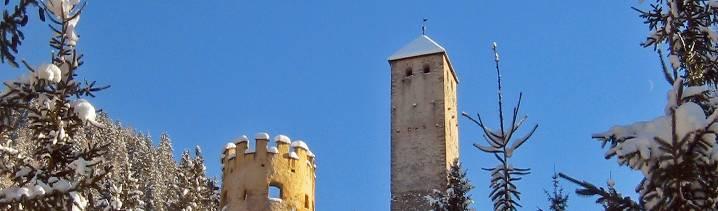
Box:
[541, 172, 568, 211]
[192, 146, 220, 210]
[154, 133, 178, 210]
[445, 159, 474, 211]
[205, 177, 221, 211]
[560, 0, 718, 209]
[118, 159, 144, 210]
[0, 0, 114, 209]
[637, 0, 718, 85]
[591, 77, 718, 209]
[426, 159, 474, 211]
[462, 42, 538, 211]
[130, 133, 158, 210]
[170, 149, 195, 211]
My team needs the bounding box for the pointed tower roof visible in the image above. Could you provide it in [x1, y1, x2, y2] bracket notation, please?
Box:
[388, 35, 446, 61]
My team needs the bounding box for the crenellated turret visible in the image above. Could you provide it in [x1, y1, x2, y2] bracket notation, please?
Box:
[220, 132, 317, 211]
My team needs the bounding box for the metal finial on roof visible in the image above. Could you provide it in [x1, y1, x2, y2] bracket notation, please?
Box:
[421, 18, 428, 35]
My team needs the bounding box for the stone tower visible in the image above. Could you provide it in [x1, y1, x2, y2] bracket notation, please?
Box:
[388, 35, 459, 210]
[220, 133, 317, 211]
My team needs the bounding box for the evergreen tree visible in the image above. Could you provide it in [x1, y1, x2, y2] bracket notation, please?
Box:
[462, 43, 538, 211]
[542, 172, 568, 211]
[637, 0, 718, 85]
[171, 149, 195, 211]
[446, 159, 473, 211]
[193, 146, 220, 210]
[559, 173, 639, 211]
[155, 133, 178, 210]
[0, 0, 113, 209]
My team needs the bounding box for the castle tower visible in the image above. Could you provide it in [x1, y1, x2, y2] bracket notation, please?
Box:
[220, 133, 317, 211]
[388, 35, 459, 210]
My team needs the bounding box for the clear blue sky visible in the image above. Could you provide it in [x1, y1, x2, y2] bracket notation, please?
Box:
[1, 0, 670, 210]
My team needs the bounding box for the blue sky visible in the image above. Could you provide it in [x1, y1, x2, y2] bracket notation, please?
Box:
[1, 0, 672, 210]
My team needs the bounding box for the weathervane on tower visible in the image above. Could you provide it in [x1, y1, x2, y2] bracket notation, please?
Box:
[422, 18, 428, 35]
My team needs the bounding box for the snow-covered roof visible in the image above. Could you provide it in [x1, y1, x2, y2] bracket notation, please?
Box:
[225, 143, 236, 149]
[274, 134, 291, 144]
[291, 140, 309, 151]
[235, 135, 249, 143]
[255, 132, 270, 140]
[388, 35, 446, 61]
[267, 146, 279, 154]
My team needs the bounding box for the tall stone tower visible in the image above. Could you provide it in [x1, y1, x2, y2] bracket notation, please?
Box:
[220, 133, 317, 211]
[388, 35, 459, 210]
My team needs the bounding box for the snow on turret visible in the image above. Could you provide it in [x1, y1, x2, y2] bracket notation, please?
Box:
[289, 151, 299, 160]
[274, 134, 291, 144]
[234, 135, 249, 144]
[225, 143, 236, 149]
[255, 132, 270, 140]
[291, 140, 309, 151]
[268, 146, 279, 154]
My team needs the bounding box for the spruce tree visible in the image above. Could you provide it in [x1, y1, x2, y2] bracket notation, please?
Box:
[0, 0, 113, 209]
[542, 172, 568, 211]
[462, 42, 538, 211]
[170, 149, 195, 211]
[426, 159, 474, 211]
[446, 159, 474, 211]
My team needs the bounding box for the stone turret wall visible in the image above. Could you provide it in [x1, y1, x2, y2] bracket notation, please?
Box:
[220, 133, 316, 211]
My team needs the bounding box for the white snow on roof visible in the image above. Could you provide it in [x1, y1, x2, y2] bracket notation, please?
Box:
[291, 140, 309, 151]
[225, 143, 236, 149]
[268, 146, 279, 154]
[255, 132, 270, 140]
[235, 135, 248, 143]
[274, 134, 291, 144]
[388, 35, 446, 61]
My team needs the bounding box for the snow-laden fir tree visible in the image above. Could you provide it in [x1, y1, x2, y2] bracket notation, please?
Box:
[170, 147, 220, 211]
[0, 0, 114, 209]
[155, 133, 178, 210]
[427, 159, 475, 211]
[462, 43, 538, 211]
[559, 0, 718, 210]
[171, 149, 196, 211]
[192, 146, 220, 210]
[590, 77, 718, 209]
[637, 0, 718, 85]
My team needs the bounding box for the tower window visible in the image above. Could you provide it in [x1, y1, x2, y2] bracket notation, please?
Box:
[268, 184, 282, 199]
[423, 65, 430, 73]
[405, 68, 413, 77]
[305, 194, 309, 208]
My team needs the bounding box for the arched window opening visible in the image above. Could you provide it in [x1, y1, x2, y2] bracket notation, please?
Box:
[305, 194, 309, 208]
[405, 68, 413, 77]
[268, 184, 282, 200]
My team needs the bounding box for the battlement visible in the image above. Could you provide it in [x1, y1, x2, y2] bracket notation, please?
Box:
[222, 133, 317, 166]
[221, 132, 317, 211]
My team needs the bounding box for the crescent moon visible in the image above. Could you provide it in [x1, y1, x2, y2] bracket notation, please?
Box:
[648, 80, 655, 92]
